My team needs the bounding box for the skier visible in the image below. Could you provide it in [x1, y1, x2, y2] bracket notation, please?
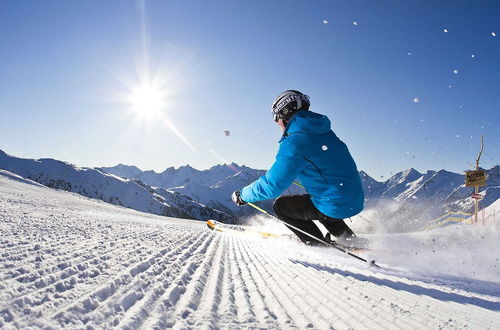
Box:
[231, 90, 365, 246]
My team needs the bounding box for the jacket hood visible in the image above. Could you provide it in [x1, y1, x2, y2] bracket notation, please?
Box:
[280, 111, 331, 141]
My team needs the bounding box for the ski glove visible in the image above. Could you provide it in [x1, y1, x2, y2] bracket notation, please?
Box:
[231, 190, 246, 206]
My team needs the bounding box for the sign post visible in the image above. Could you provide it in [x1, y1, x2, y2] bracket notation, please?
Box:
[465, 136, 486, 225]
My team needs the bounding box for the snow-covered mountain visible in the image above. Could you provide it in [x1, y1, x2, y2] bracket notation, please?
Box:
[100, 162, 302, 218]
[0, 150, 234, 223]
[1, 148, 497, 226]
[104, 161, 499, 223]
[356, 166, 500, 232]
[100, 163, 143, 179]
[359, 170, 386, 200]
[445, 165, 500, 213]
[100, 163, 261, 189]
[361, 167, 499, 212]
[383, 168, 423, 199]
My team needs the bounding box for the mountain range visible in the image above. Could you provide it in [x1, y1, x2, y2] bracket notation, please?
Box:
[0, 150, 234, 223]
[101, 161, 500, 226]
[1, 149, 498, 226]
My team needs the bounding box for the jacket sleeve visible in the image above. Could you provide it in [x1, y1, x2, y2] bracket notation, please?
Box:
[240, 136, 307, 202]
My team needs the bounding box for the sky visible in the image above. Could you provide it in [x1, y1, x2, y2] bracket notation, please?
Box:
[0, 0, 499, 180]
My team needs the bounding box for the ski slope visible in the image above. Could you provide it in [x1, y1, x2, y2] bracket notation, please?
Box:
[1, 170, 499, 329]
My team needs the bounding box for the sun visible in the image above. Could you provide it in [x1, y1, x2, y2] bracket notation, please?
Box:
[128, 82, 166, 120]
[122, 78, 196, 151]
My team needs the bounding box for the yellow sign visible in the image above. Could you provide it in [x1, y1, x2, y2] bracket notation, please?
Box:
[465, 170, 486, 187]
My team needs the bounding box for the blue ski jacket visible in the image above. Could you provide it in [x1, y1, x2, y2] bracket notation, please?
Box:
[240, 110, 364, 219]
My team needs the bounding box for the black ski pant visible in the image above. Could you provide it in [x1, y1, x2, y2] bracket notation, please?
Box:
[273, 194, 355, 245]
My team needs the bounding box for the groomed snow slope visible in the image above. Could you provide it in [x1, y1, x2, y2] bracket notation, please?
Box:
[1, 170, 499, 329]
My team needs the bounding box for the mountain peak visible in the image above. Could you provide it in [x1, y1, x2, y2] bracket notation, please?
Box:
[116, 163, 142, 171]
[386, 168, 422, 185]
[178, 164, 195, 172]
[403, 168, 421, 177]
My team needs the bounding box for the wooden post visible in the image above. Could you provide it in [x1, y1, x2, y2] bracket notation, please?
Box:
[474, 135, 484, 225]
[465, 136, 487, 225]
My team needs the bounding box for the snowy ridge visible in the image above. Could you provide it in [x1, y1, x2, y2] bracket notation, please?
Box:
[0, 172, 499, 328]
[100, 163, 260, 189]
[358, 166, 500, 228]
[0, 150, 234, 223]
[362, 167, 499, 208]
[103, 159, 499, 226]
[382, 168, 423, 199]
[101, 163, 301, 218]
[104, 161, 499, 219]
[100, 163, 265, 218]
[1, 149, 498, 226]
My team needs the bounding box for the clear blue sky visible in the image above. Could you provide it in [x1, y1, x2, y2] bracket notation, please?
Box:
[1, 0, 498, 179]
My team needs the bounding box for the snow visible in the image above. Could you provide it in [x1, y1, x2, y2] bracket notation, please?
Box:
[483, 198, 500, 224]
[368, 224, 500, 283]
[100, 164, 143, 179]
[0, 151, 234, 223]
[1, 170, 500, 329]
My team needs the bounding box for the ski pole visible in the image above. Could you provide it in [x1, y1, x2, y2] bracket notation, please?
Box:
[247, 202, 380, 268]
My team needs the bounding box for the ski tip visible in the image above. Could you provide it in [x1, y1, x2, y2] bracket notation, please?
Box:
[206, 220, 216, 230]
[370, 259, 381, 269]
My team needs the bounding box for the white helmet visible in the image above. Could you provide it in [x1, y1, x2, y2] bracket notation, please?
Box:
[271, 90, 310, 122]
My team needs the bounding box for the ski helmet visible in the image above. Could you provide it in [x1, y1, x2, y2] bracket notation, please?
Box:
[271, 90, 310, 122]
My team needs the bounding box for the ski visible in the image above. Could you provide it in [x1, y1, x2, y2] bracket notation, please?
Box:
[206, 219, 286, 239]
[206, 219, 370, 253]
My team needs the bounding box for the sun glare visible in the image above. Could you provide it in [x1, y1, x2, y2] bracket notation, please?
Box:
[122, 78, 197, 151]
[129, 82, 166, 119]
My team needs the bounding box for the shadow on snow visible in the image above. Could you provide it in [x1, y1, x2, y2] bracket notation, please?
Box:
[289, 259, 500, 312]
